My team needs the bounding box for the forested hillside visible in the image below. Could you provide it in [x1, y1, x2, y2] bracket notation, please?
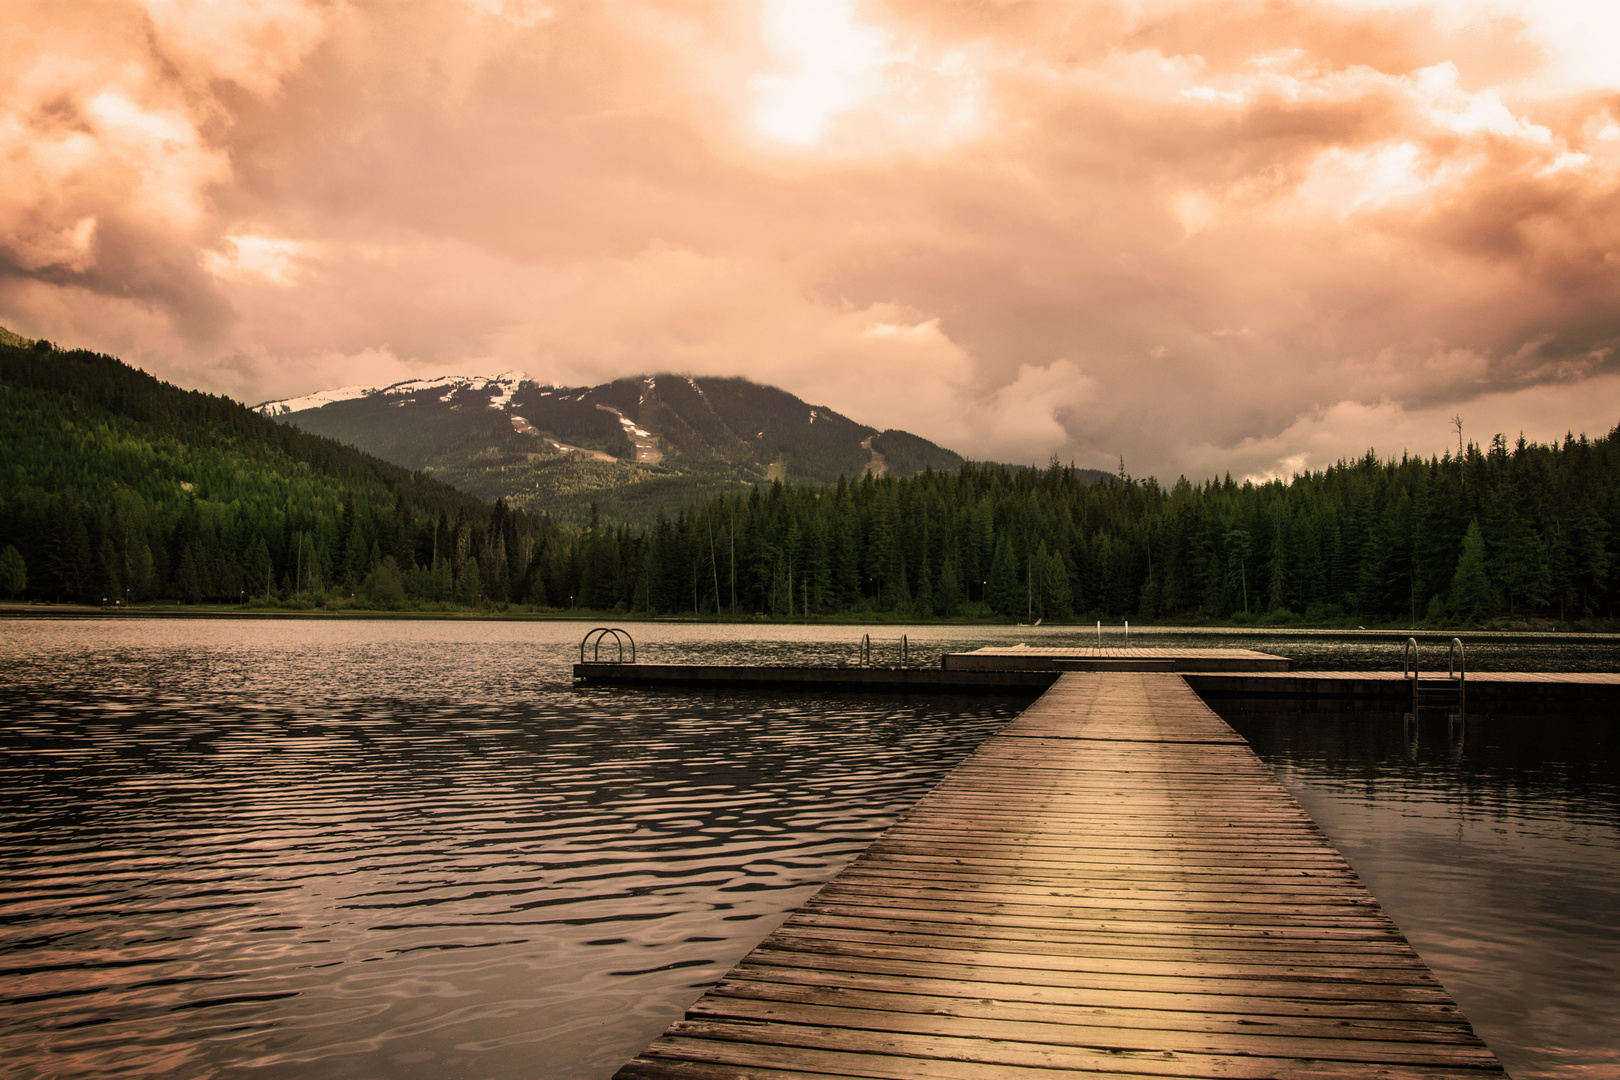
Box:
[0, 337, 559, 608]
[3, 333, 1614, 626]
[569, 430, 1620, 627]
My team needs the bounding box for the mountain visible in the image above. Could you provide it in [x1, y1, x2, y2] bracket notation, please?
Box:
[256, 373, 980, 526]
[12, 328, 1605, 628]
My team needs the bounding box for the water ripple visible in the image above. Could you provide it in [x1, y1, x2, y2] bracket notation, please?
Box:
[0, 620, 1023, 1079]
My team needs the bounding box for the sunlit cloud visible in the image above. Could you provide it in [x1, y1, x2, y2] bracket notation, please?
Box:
[3, 0, 1619, 484]
[1331, 0, 1620, 94]
[749, 0, 985, 151]
[136, 0, 329, 95]
[202, 234, 311, 287]
[459, 0, 556, 28]
[751, 0, 895, 144]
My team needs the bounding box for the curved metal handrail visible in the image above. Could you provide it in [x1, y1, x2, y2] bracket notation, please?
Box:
[1449, 637, 1467, 717]
[858, 633, 910, 668]
[580, 627, 635, 664]
[1402, 637, 1419, 681]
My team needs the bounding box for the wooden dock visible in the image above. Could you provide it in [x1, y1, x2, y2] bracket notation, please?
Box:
[575, 647, 1620, 709]
[1186, 669, 1620, 709]
[943, 646, 1293, 672]
[615, 671, 1504, 1079]
[572, 663, 1059, 693]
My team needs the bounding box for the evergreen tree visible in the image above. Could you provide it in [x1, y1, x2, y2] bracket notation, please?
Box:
[0, 545, 25, 599]
[459, 556, 483, 606]
[1036, 542, 1073, 619]
[1138, 572, 1161, 619]
[1266, 515, 1288, 613]
[175, 545, 204, 604]
[1500, 515, 1551, 615]
[129, 540, 156, 601]
[363, 556, 407, 609]
[245, 536, 274, 601]
[985, 535, 1020, 616]
[1448, 520, 1494, 623]
[936, 552, 963, 617]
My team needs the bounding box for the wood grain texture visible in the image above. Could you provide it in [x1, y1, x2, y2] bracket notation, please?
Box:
[615, 671, 1506, 1079]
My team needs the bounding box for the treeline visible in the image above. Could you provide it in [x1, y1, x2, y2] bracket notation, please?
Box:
[558, 428, 1619, 625]
[3, 336, 1616, 625]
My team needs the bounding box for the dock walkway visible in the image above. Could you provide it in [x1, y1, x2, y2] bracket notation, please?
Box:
[943, 646, 1292, 672]
[616, 672, 1503, 1078]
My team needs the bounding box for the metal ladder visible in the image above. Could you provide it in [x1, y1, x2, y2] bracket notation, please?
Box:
[858, 633, 908, 669]
[581, 627, 636, 664]
[1403, 637, 1466, 714]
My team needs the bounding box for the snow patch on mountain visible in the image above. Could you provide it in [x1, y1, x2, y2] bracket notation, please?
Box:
[257, 372, 533, 416]
[380, 373, 526, 409]
[255, 384, 379, 416]
[378, 375, 464, 399]
[598, 404, 652, 439]
[485, 372, 524, 409]
[685, 376, 714, 411]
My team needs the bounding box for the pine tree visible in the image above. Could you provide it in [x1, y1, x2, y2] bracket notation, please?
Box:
[1500, 514, 1551, 615]
[1448, 520, 1494, 623]
[459, 556, 483, 606]
[176, 545, 203, 604]
[986, 535, 1020, 616]
[1040, 543, 1073, 618]
[936, 552, 962, 617]
[0, 545, 25, 598]
[129, 540, 156, 601]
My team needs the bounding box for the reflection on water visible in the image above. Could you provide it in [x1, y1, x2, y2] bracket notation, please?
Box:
[0, 619, 1024, 1079]
[1225, 705, 1620, 1080]
[3, 617, 1618, 1079]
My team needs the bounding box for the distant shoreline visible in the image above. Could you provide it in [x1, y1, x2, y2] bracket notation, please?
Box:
[3, 603, 1615, 640]
[0, 603, 573, 622]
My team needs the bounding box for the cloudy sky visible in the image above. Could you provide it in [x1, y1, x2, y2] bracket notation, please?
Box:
[5, 0, 1620, 481]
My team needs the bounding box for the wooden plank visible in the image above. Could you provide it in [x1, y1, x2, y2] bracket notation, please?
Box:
[798, 902, 1408, 942]
[615, 671, 1506, 1078]
[708, 976, 1480, 1041]
[682, 997, 1495, 1066]
[640, 1024, 1498, 1080]
[757, 925, 1434, 973]
[785, 910, 1421, 950]
[722, 962, 1476, 1024]
[842, 853, 1362, 877]
[746, 941, 1447, 993]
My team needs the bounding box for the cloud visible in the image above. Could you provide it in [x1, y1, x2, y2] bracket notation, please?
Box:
[202, 234, 311, 287]
[749, 0, 985, 152]
[1226, 371, 1620, 483]
[3, 0, 1619, 483]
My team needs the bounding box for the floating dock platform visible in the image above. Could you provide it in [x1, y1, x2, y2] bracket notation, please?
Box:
[577, 645, 1620, 708]
[1186, 668, 1620, 710]
[572, 663, 1059, 693]
[943, 645, 1293, 673]
[616, 669, 1504, 1078]
[574, 646, 1292, 690]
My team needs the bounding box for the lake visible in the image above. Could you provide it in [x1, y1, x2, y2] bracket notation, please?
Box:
[2, 617, 1616, 1078]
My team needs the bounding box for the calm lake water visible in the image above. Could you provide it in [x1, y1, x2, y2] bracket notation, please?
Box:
[2, 618, 1617, 1079]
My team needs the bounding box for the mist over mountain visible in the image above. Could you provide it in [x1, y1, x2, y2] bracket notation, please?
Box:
[258, 373, 1064, 526]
